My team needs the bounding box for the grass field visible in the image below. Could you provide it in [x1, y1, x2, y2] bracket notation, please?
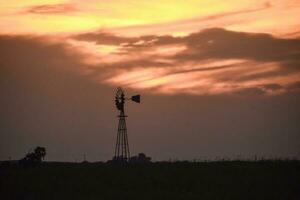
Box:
[1, 161, 299, 200]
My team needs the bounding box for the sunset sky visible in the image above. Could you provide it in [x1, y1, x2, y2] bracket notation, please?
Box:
[1, 0, 300, 161]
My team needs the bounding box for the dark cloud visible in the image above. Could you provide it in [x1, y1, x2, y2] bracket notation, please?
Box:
[2, 28, 298, 99]
[73, 32, 176, 48]
[173, 28, 300, 85]
[121, 26, 300, 62]
[287, 81, 300, 92]
[1, 34, 300, 162]
[283, 30, 300, 38]
[234, 87, 266, 96]
[234, 84, 283, 96]
[73, 32, 138, 45]
[73, 29, 183, 47]
[176, 28, 300, 63]
[75, 28, 300, 65]
[0, 35, 85, 76]
[73, 28, 300, 85]
[261, 83, 282, 91]
[0, 35, 115, 161]
[24, 3, 78, 14]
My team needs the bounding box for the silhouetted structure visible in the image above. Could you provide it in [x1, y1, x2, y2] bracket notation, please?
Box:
[113, 87, 140, 162]
[19, 146, 46, 166]
[81, 154, 89, 164]
[130, 153, 151, 164]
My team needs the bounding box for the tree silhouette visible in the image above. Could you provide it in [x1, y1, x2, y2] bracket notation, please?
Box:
[34, 146, 46, 162]
[20, 146, 46, 166]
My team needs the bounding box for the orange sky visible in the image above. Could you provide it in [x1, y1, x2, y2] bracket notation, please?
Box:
[1, 0, 300, 95]
[1, 0, 300, 36]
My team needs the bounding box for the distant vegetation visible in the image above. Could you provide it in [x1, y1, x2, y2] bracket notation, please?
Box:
[19, 146, 46, 167]
[0, 160, 299, 200]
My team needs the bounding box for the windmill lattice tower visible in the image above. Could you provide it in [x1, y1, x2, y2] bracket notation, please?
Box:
[114, 87, 140, 162]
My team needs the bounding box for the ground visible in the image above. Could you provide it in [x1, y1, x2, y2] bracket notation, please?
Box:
[0, 161, 299, 200]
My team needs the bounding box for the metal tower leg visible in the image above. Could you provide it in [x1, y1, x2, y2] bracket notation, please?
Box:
[114, 111, 130, 162]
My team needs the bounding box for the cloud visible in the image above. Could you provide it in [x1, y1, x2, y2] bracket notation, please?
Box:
[179, 1, 272, 24]
[176, 28, 300, 63]
[75, 28, 300, 64]
[24, 3, 78, 14]
[73, 28, 300, 95]
[0, 34, 90, 92]
[287, 81, 300, 92]
[110, 1, 275, 36]
[2, 27, 300, 96]
[262, 83, 282, 91]
[2, 36, 300, 162]
[0, 34, 118, 161]
[73, 32, 165, 47]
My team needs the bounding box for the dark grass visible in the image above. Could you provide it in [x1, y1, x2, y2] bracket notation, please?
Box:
[1, 161, 299, 200]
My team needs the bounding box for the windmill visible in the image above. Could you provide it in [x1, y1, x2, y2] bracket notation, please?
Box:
[114, 87, 140, 162]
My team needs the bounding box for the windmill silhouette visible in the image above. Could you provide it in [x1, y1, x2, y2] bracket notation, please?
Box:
[113, 87, 140, 162]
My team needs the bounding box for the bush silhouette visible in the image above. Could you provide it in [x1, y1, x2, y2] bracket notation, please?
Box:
[19, 146, 46, 166]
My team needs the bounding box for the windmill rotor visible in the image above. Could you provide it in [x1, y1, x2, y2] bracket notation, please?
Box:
[115, 87, 141, 112]
[115, 87, 125, 112]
